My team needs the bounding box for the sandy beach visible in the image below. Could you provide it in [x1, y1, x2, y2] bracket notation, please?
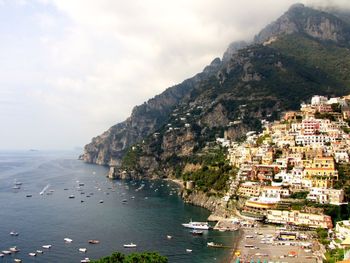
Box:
[230, 224, 321, 263]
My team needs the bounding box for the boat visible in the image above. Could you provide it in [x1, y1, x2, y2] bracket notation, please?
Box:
[9, 247, 20, 253]
[28, 252, 37, 256]
[207, 242, 224, 248]
[36, 250, 43, 254]
[88, 240, 100, 244]
[26, 194, 32, 197]
[0, 254, 4, 257]
[2, 250, 11, 255]
[167, 235, 172, 239]
[191, 230, 204, 235]
[64, 238, 73, 243]
[14, 259, 22, 263]
[182, 220, 210, 230]
[123, 243, 137, 248]
[79, 248, 87, 253]
[81, 258, 90, 263]
[10, 231, 19, 236]
[122, 199, 127, 203]
[186, 249, 192, 253]
[42, 245, 52, 249]
[99, 200, 104, 203]
[12, 186, 21, 190]
[69, 195, 75, 199]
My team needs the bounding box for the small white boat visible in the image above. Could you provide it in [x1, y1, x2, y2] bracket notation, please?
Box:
[36, 250, 43, 254]
[28, 252, 37, 257]
[123, 243, 137, 248]
[69, 195, 75, 199]
[182, 220, 210, 230]
[186, 249, 192, 253]
[9, 247, 19, 253]
[42, 245, 52, 249]
[10, 231, 19, 236]
[0, 254, 4, 257]
[2, 250, 11, 255]
[12, 186, 21, 190]
[79, 248, 87, 253]
[81, 258, 90, 263]
[64, 238, 73, 243]
[99, 200, 104, 203]
[14, 259, 22, 262]
[167, 235, 172, 239]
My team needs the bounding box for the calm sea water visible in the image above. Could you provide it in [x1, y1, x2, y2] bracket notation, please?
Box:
[0, 151, 237, 263]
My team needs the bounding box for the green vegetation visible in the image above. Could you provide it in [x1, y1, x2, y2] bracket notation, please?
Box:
[182, 147, 236, 193]
[289, 191, 309, 199]
[316, 227, 330, 245]
[122, 146, 143, 169]
[91, 252, 168, 263]
[324, 248, 344, 263]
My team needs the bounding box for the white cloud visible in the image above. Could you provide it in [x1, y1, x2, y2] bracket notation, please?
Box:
[1, 0, 349, 150]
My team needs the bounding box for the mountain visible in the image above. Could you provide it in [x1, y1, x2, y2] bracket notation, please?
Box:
[81, 4, 350, 178]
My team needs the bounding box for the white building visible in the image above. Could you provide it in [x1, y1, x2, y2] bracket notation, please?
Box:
[311, 95, 328, 106]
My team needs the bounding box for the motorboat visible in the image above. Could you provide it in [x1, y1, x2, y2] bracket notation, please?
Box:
[166, 235, 172, 239]
[81, 258, 90, 263]
[26, 194, 32, 197]
[28, 252, 37, 256]
[10, 231, 19, 236]
[123, 243, 137, 248]
[186, 249, 192, 253]
[9, 247, 20, 253]
[99, 200, 104, 203]
[36, 250, 43, 254]
[207, 242, 224, 248]
[88, 240, 100, 244]
[0, 254, 4, 257]
[79, 248, 87, 253]
[69, 195, 75, 199]
[64, 238, 73, 243]
[42, 245, 52, 249]
[2, 250, 11, 255]
[182, 220, 210, 230]
[14, 259, 22, 263]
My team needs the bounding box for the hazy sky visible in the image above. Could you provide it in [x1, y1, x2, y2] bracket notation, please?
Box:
[0, 0, 349, 150]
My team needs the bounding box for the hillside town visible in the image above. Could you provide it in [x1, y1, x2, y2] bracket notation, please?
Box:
[214, 94, 350, 262]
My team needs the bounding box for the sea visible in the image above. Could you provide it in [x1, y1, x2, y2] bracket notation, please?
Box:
[0, 151, 238, 263]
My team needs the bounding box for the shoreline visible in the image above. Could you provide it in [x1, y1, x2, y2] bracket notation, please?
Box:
[164, 177, 185, 189]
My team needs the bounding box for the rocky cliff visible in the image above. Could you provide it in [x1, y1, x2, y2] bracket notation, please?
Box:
[82, 4, 350, 179]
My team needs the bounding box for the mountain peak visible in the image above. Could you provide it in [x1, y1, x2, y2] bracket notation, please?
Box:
[254, 3, 350, 45]
[288, 3, 305, 11]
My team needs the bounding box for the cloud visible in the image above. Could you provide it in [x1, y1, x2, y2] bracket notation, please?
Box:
[1, 0, 350, 149]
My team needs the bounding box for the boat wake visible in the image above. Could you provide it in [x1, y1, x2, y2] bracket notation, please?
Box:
[40, 184, 50, 195]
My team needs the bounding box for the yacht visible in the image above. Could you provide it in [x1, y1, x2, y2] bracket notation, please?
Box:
[182, 220, 210, 230]
[79, 248, 87, 253]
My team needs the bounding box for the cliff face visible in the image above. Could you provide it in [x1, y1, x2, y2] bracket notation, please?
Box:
[254, 3, 350, 44]
[82, 4, 350, 176]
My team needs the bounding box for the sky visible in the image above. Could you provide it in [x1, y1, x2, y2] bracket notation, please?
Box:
[0, 0, 349, 150]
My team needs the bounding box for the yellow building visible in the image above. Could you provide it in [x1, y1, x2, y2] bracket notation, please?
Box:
[304, 157, 338, 188]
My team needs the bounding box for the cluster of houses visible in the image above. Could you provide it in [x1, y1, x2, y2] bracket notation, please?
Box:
[219, 95, 350, 230]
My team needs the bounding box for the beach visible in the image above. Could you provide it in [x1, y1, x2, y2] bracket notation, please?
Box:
[230, 224, 321, 263]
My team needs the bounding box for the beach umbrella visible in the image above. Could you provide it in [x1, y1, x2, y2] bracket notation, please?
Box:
[235, 259, 240, 263]
[257, 260, 261, 263]
[263, 260, 267, 263]
[250, 260, 254, 263]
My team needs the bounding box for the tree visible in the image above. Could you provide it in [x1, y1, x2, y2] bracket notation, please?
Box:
[91, 252, 168, 263]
